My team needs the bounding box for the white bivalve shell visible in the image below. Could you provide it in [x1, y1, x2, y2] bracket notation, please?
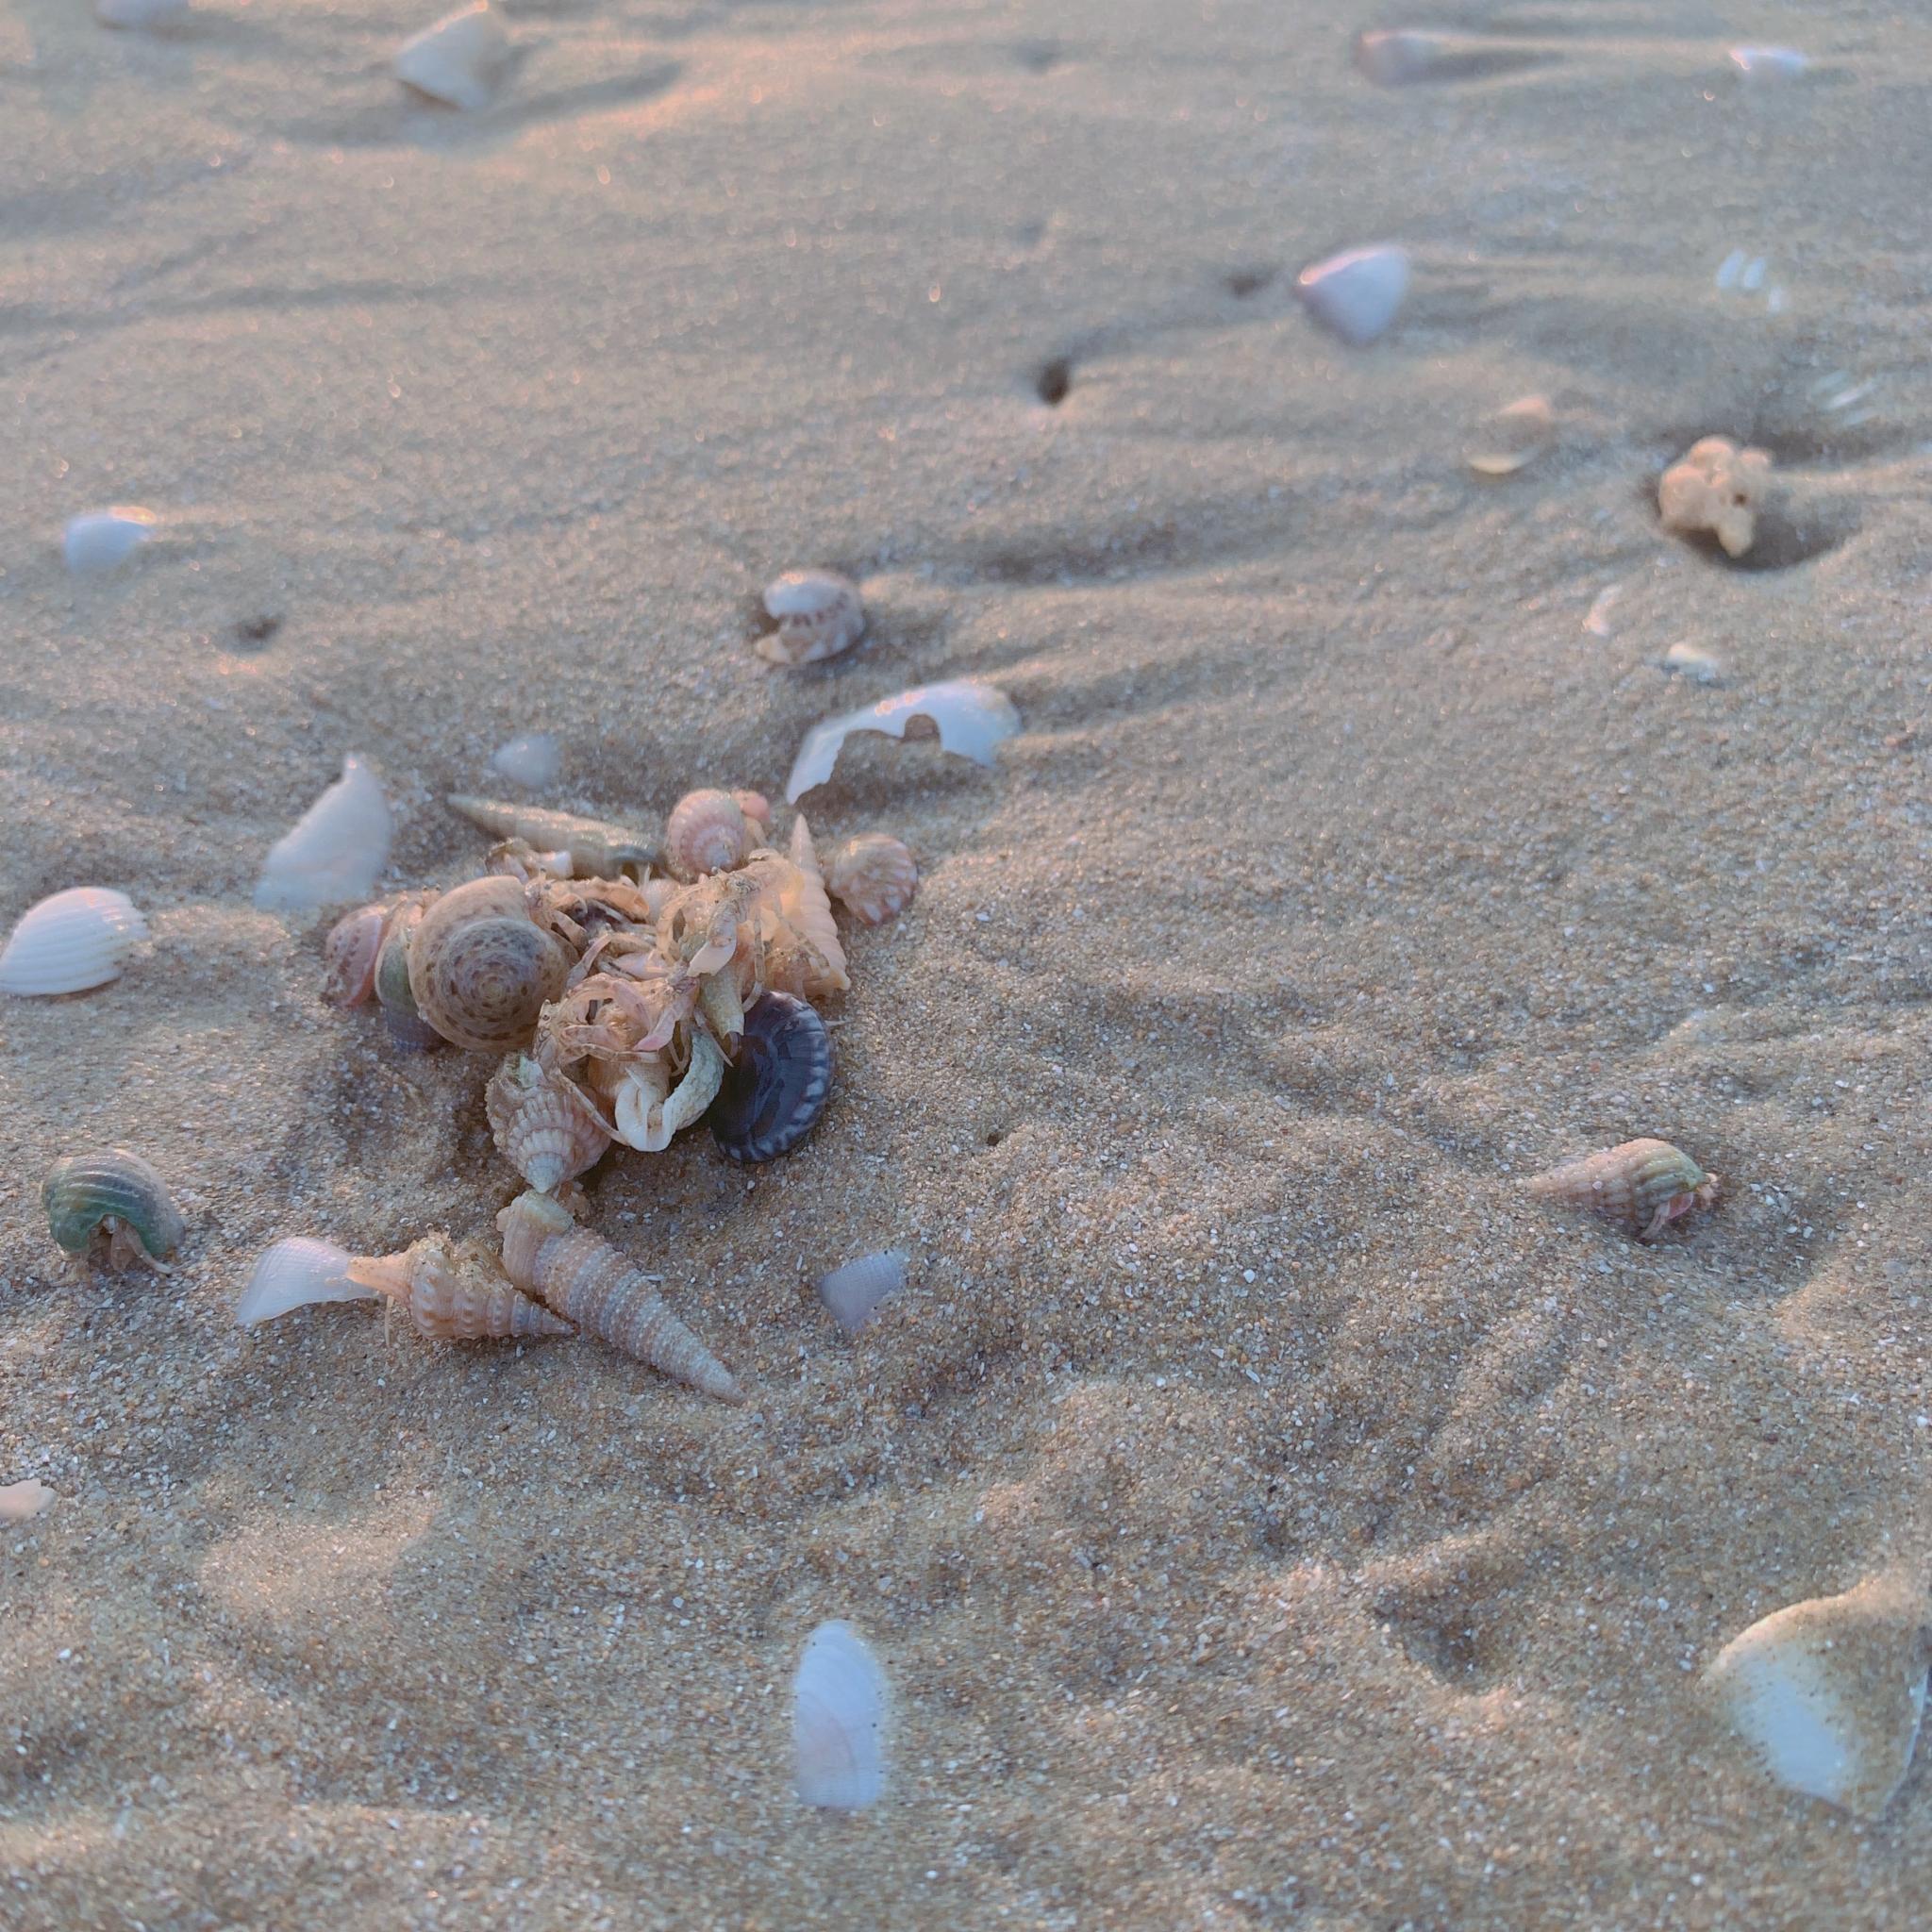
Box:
[0, 889, 148, 996]
[395, 1, 511, 110]
[63, 508, 158, 573]
[235, 1239, 379, 1327]
[792, 1621, 890, 1810]
[814, 1249, 908, 1338]
[1294, 245, 1410, 346]
[255, 754, 393, 914]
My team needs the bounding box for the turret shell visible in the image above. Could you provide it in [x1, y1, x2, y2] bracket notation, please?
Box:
[1526, 1138, 1719, 1241]
[347, 1235, 575, 1342]
[0, 888, 148, 996]
[486, 1053, 612, 1190]
[407, 874, 574, 1054]
[42, 1149, 185, 1269]
[826, 834, 917, 924]
[446, 795, 657, 881]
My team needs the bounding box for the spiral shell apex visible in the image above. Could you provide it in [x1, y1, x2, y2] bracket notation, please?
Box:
[407, 874, 574, 1053]
[1526, 1138, 1719, 1241]
[346, 1236, 575, 1342]
[486, 1053, 611, 1191]
[665, 790, 752, 881]
[43, 1149, 185, 1270]
[826, 834, 917, 924]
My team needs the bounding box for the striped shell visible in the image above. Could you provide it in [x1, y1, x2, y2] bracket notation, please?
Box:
[708, 991, 833, 1164]
[759, 570, 865, 667]
[486, 1052, 611, 1190]
[665, 789, 752, 881]
[42, 1149, 185, 1270]
[346, 1236, 575, 1342]
[825, 834, 917, 924]
[407, 874, 574, 1054]
[1526, 1138, 1719, 1241]
[0, 888, 148, 996]
[322, 901, 391, 1008]
[497, 1191, 741, 1401]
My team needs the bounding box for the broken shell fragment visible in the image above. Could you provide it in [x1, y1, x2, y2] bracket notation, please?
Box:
[446, 795, 658, 880]
[760, 570, 866, 667]
[0, 888, 148, 996]
[1466, 394, 1556, 477]
[708, 991, 833, 1164]
[490, 732, 562, 789]
[1658, 437, 1773, 559]
[815, 1249, 908, 1338]
[255, 755, 393, 914]
[346, 1236, 575, 1342]
[43, 1148, 185, 1271]
[1526, 1138, 1718, 1241]
[63, 507, 158, 573]
[487, 1052, 612, 1190]
[1295, 245, 1410, 347]
[1352, 28, 1453, 85]
[786, 680, 1021, 802]
[793, 1621, 889, 1810]
[235, 1239, 378, 1326]
[394, 1, 511, 110]
[1662, 641, 1725, 686]
[665, 789, 753, 880]
[825, 834, 918, 924]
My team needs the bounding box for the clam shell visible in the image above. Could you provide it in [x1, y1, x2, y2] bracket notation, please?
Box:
[708, 991, 833, 1164]
[759, 570, 866, 667]
[665, 789, 753, 881]
[815, 1249, 908, 1338]
[407, 874, 574, 1054]
[1526, 1138, 1718, 1241]
[395, 1, 511, 110]
[1295, 245, 1410, 347]
[792, 1621, 889, 1810]
[235, 1238, 378, 1327]
[786, 680, 1020, 803]
[255, 754, 393, 914]
[62, 507, 158, 573]
[0, 888, 148, 996]
[826, 834, 917, 924]
[490, 733, 562, 789]
[42, 1149, 185, 1268]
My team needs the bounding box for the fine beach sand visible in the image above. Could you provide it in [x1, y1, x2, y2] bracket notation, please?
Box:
[4, 0, 1931, 1924]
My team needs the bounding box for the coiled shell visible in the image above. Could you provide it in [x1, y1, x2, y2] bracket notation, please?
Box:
[1526, 1138, 1719, 1241]
[486, 1053, 611, 1190]
[708, 991, 833, 1164]
[322, 901, 391, 1008]
[826, 835, 917, 924]
[665, 789, 753, 881]
[407, 874, 574, 1054]
[759, 570, 865, 667]
[42, 1149, 185, 1270]
[375, 899, 442, 1049]
[497, 1191, 741, 1401]
[0, 888, 148, 996]
[347, 1235, 575, 1342]
[446, 795, 658, 881]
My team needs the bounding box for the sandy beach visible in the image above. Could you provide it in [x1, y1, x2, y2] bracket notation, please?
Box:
[3, 1, 1930, 1924]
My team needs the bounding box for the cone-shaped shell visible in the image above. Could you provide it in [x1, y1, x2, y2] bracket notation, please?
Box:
[446, 796, 658, 880]
[486, 1052, 611, 1190]
[497, 1191, 741, 1401]
[407, 874, 574, 1053]
[665, 789, 753, 881]
[347, 1235, 575, 1342]
[826, 834, 917, 924]
[42, 1149, 184, 1268]
[1526, 1138, 1718, 1241]
[0, 888, 148, 996]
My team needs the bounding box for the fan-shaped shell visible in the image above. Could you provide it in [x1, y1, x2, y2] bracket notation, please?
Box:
[792, 1621, 889, 1810]
[42, 1149, 184, 1269]
[407, 875, 574, 1053]
[1526, 1138, 1718, 1241]
[815, 1249, 908, 1338]
[708, 991, 833, 1164]
[0, 888, 148, 996]
[486, 1053, 611, 1190]
[322, 901, 391, 1008]
[759, 570, 866, 667]
[826, 835, 917, 924]
[235, 1239, 378, 1326]
[665, 790, 753, 881]
[347, 1236, 575, 1342]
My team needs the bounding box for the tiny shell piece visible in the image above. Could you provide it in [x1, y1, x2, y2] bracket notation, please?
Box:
[815, 1249, 908, 1338]
[43, 1149, 185, 1270]
[760, 570, 866, 667]
[1662, 641, 1725, 686]
[63, 508, 158, 573]
[0, 1479, 57, 1525]
[490, 733, 563, 789]
[1466, 394, 1556, 477]
[322, 901, 391, 1008]
[1352, 28, 1453, 85]
[786, 680, 1021, 802]
[255, 755, 393, 914]
[0, 888, 148, 996]
[346, 1236, 575, 1342]
[1526, 1138, 1718, 1241]
[1729, 45, 1807, 83]
[235, 1239, 379, 1326]
[395, 1, 511, 110]
[665, 789, 753, 880]
[1658, 437, 1773, 559]
[486, 1052, 612, 1190]
[1295, 245, 1410, 347]
[793, 1621, 890, 1810]
[826, 834, 917, 924]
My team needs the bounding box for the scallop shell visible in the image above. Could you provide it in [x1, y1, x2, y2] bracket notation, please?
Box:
[1525, 1138, 1719, 1241]
[255, 754, 393, 914]
[793, 1621, 889, 1810]
[407, 874, 574, 1054]
[708, 991, 833, 1164]
[0, 888, 148, 996]
[786, 680, 1021, 803]
[347, 1235, 575, 1342]
[322, 901, 391, 1008]
[0, 1479, 57, 1525]
[63, 507, 158, 572]
[610, 1033, 726, 1153]
[826, 835, 917, 924]
[486, 1052, 612, 1190]
[395, 1, 511, 110]
[1295, 245, 1410, 347]
[815, 1249, 908, 1338]
[375, 899, 443, 1050]
[42, 1149, 185, 1270]
[446, 795, 658, 881]
[665, 789, 753, 881]
[235, 1239, 379, 1327]
[490, 733, 562, 789]
[497, 1191, 741, 1401]
[759, 570, 866, 668]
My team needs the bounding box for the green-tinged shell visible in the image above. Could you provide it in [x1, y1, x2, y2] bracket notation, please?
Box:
[42, 1149, 185, 1265]
[1526, 1138, 1719, 1240]
[375, 900, 441, 1050]
[447, 795, 659, 881]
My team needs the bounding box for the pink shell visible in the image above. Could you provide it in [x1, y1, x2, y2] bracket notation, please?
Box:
[322, 901, 391, 1008]
[826, 835, 917, 924]
[665, 789, 753, 881]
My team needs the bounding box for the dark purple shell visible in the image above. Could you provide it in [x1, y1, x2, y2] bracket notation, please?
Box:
[708, 991, 832, 1163]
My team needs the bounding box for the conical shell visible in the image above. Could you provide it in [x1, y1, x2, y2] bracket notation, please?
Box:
[446, 795, 657, 879]
[348, 1236, 575, 1342]
[486, 1052, 612, 1190]
[759, 570, 866, 667]
[42, 1149, 184, 1269]
[666, 790, 752, 881]
[497, 1191, 741, 1401]
[394, 1, 511, 110]
[0, 888, 148, 996]
[407, 874, 574, 1054]
[826, 834, 917, 924]
[1295, 245, 1410, 347]
[1526, 1138, 1718, 1241]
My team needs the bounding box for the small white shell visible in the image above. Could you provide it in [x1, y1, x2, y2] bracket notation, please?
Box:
[1729, 45, 1807, 82]
[63, 508, 158, 574]
[236, 1239, 379, 1327]
[793, 1621, 889, 1810]
[760, 570, 866, 667]
[1662, 641, 1724, 686]
[0, 888, 148, 996]
[815, 1249, 908, 1338]
[254, 754, 394, 914]
[1583, 585, 1622, 638]
[0, 1479, 57, 1525]
[787, 680, 1021, 803]
[490, 733, 562, 789]
[611, 1034, 726, 1152]
[1352, 28, 1452, 85]
[395, 1, 511, 110]
[1295, 246, 1410, 347]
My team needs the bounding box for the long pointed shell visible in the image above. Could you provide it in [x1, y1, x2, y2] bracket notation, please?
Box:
[447, 795, 658, 880]
[785, 681, 1020, 802]
[826, 835, 917, 924]
[42, 1149, 184, 1268]
[407, 874, 574, 1054]
[611, 1033, 726, 1152]
[236, 1239, 378, 1326]
[665, 790, 753, 881]
[0, 888, 148, 996]
[1526, 1138, 1719, 1241]
[793, 1621, 889, 1810]
[347, 1236, 575, 1341]
[497, 1191, 741, 1401]
[776, 823, 848, 993]
[486, 1053, 611, 1190]
[759, 570, 866, 667]
[255, 755, 393, 914]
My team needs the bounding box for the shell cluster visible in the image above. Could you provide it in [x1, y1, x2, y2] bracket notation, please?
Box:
[1658, 437, 1773, 558]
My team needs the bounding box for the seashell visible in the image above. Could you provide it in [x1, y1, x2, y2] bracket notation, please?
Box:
[373, 899, 443, 1050]
[1295, 245, 1410, 347]
[1729, 45, 1807, 83]
[408, 874, 574, 1054]
[447, 795, 658, 881]
[496, 1190, 742, 1401]
[486, 1052, 611, 1190]
[63, 507, 158, 573]
[826, 834, 918, 924]
[1525, 1138, 1719, 1241]
[255, 754, 393, 914]
[96, 0, 189, 24]
[1352, 28, 1453, 85]
[395, 1, 511, 110]
[490, 732, 562, 789]
[235, 1238, 378, 1326]
[0, 888, 148, 996]
[792, 1621, 889, 1810]
[759, 570, 866, 668]
[610, 1033, 726, 1152]
[665, 789, 753, 881]
[1661, 641, 1724, 686]
[787, 679, 1021, 803]
[1465, 394, 1556, 477]
[1705, 1574, 1929, 1819]
[781, 818, 850, 991]
[1583, 584, 1622, 638]
[815, 1249, 908, 1339]
[346, 1235, 575, 1342]
[43, 1148, 185, 1271]
[1658, 437, 1774, 559]
[732, 791, 774, 830]
[708, 991, 833, 1164]
[322, 901, 391, 1008]
[0, 1479, 57, 1525]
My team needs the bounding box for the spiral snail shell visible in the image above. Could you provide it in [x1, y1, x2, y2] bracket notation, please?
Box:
[345, 1235, 575, 1342]
[486, 1052, 612, 1191]
[43, 1148, 185, 1271]
[1526, 1138, 1719, 1241]
[375, 899, 442, 1050]
[322, 901, 391, 1008]
[406, 875, 575, 1054]
[825, 834, 917, 925]
[665, 789, 753, 881]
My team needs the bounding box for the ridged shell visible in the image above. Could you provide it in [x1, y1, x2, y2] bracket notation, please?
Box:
[375, 900, 443, 1049]
[486, 1053, 611, 1190]
[348, 1236, 575, 1341]
[759, 570, 865, 667]
[815, 1249, 908, 1338]
[793, 1621, 889, 1810]
[235, 1239, 377, 1326]
[322, 901, 391, 1008]
[611, 1033, 726, 1152]
[1526, 1138, 1719, 1241]
[42, 1149, 185, 1269]
[497, 1191, 741, 1401]
[407, 875, 574, 1053]
[0, 888, 148, 996]
[254, 754, 392, 914]
[708, 991, 833, 1164]
[665, 789, 753, 881]
[826, 834, 917, 924]
[447, 795, 658, 880]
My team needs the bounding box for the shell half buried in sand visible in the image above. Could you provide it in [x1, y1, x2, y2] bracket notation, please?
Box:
[1294, 245, 1410, 346]
[395, 2, 511, 110]
[793, 1621, 889, 1810]
[0, 888, 148, 996]
[786, 680, 1020, 801]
